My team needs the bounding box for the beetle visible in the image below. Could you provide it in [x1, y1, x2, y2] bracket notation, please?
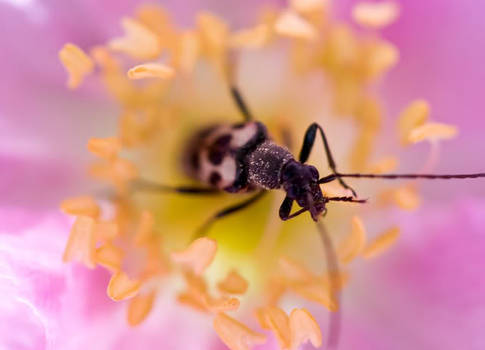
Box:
[134, 83, 485, 348]
[135, 85, 485, 232]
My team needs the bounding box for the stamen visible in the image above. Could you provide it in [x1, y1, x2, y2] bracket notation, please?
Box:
[184, 271, 208, 295]
[265, 277, 287, 306]
[213, 313, 267, 350]
[256, 307, 291, 350]
[393, 185, 420, 211]
[177, 273, 208, 311]
[134, 211, 155, 246]
[352, 1, 400, 29]
[95, 243, 124, 272]
[362, 226, 400, 259]
[111, 200, 134, 236]
[350, 96, 382, 170]
[277, 256, 314, 284]
[60, 196, 100, 218]
[62, 216, 96, 268]
[205, 296, 240, 313]
[90, 46, 120, 71]
[367, 156, 398, 174]
[398, 99, 430, 146]
[408, 122, 458, 144]
[127, 63, 175, 80]
[331, 78, 361, 117]
[349, 129, 376, 171]
[90, 46, 136, 104]
[230, 24, 270, 49]
[113, 158, 139, 180]
[177, 292, 207, 312]
[274, 10, 317, 40]
[217, 270, 249, 295]
[338, 216, 367, 264]
[141, 238, 169, 278]
[107, 271, 142, 301]
[127, 291, 156, 326]
[178, 271, 240, 313]
[197, 12, 229, 51]
[323, 24, 357, 74]
[361, 40, 399, 80]
[119, 109, 160, 147]
[108, 18, 161, 59]
[196, 12, 229, 75]
[87, 137, 122, 160]
[289, 309, 322, 350]
[258, 7, 279, 43]
[272, 256, 348, 310]
[95, 220, 119, 241]
[58, 43, 94, 89]
[173, 31, 200, 74]
[95, 158, 138, 193]
[290, 0, 327, 14]
[171, 238, 217, 275]
[135, 4, 177, 51]
[322, 270, 350, 291]
[291, 279, 338, 311]
[255, 308, 271, 330]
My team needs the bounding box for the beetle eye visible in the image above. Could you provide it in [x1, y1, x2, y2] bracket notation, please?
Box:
[282, 162, 299, 181]
[308, 166, 319, 180]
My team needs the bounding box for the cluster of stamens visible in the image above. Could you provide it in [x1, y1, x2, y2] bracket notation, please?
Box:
[58, 1, 459, 349]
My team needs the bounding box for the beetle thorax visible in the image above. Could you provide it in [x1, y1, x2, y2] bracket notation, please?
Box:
[246, 141, 294, 189]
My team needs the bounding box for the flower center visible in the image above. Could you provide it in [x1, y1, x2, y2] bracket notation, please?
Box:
[58, 1, 458, 349]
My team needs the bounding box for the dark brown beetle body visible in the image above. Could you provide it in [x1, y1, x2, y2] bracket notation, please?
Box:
[184, 121, 328, 220]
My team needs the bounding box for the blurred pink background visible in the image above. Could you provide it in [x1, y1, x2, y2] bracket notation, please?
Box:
[1, 1, 484, 349]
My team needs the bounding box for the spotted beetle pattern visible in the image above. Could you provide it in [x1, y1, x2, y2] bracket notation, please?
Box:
[184, 121, 293, 193]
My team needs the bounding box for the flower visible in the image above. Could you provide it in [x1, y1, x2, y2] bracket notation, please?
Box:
[2, 0, 485, 349]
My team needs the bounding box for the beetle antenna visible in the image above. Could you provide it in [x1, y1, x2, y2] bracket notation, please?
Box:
[334, 172, 485, 180]
[327, 196, 367, 203]
[316, 220, 342, 349]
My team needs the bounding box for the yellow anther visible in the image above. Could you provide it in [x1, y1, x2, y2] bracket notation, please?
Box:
[134, 211, 155, 246]
[213, 313, 267, 350]
[107, 271, 142, 301]
[62, 216, 96, 268]
[127, 63, 175, 80]
[352, 1, 400, 29]
[127, 291, 156, 326]
[257, 307, 291, 349]
[108, 18, 161, 59]
[289, 309, 322, 350]
[217, 270, 249, 295]
[408, 122, 458, 144]
[398, 100, 430, 145]
[339, 216, 367, 264]
[230, 24, 270, 49]
[95, 243, 124, 272]
[60, 196, 99, 218]
[290, 0, 327, 14]
[362, 226, 400, 259]
[87, 137, 122, 160]
[275, 10, 317, 40]
[367, 156, 398, 174]
[58, 43, 94, 89]
[171, 238, 217, 275]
